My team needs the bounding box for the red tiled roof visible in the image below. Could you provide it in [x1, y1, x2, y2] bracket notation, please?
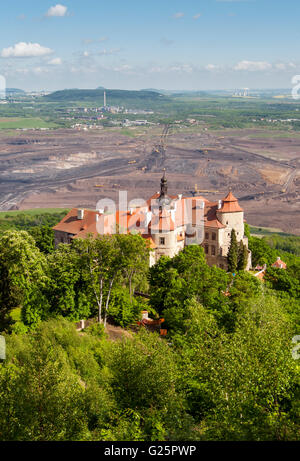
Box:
[53, 208, 101, 235]
[219, 190, 243, 213]
[204, 203, 226, 228]
[272, 259, 287, 269]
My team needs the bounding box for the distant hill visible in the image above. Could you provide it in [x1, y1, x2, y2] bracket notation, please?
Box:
[6, 88, 26, 95]
[44, 88, 170, 109]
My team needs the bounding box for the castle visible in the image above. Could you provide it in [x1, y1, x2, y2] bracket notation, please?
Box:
[53, 173, 251, 271]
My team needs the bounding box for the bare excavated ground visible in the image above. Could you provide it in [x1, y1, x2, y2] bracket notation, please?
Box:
[0, 127, 299, 234]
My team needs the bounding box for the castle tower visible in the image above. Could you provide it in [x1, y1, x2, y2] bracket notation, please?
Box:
[216, 190, 244, 241]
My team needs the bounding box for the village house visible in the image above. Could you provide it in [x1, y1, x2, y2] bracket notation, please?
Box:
[53, 173, 252, 271]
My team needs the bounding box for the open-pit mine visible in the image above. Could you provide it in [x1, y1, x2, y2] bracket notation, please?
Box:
[0, 127, 299, 234]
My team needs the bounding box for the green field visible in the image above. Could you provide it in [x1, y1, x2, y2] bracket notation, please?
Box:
[0, 117, 57, 130]
[0, 208, 69, 217]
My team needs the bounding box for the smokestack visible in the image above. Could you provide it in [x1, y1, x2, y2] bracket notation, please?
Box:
[77, 209, 84, 220]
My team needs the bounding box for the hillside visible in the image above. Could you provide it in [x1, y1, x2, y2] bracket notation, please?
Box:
[43, 88, 171, 109]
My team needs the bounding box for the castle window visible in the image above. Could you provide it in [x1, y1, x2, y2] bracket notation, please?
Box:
[205, 245, 209, 254]
[205, 232, 209, 240]
[212, 232, 216, 241]
[211, 246, 216, 256]
[160, 237, 165, 245]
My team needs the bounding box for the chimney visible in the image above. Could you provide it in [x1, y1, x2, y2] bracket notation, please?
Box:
[218, 200, 222, 210]
[178, 194, 182, 200]
[77, 209, 84, 220]
[129, 208, 134, 215]
[200, 201, 205, 210]
[95, 214, 99, 222]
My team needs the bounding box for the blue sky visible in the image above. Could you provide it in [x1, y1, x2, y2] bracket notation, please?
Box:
[0, 0, 299, 91]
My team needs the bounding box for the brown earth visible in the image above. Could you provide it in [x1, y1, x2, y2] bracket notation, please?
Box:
[0, 127, 299, 234]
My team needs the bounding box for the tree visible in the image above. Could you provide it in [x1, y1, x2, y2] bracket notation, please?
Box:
[178, 294, 299, 440]
[105, 330, 193, 440]
[0, 319, 113, 441]
[28, 226, 55, 254]
[72, 235, 121, 325]
[149, 245, 230, 333]
[0, 230, 47, 328]
[45, 244, 93, 321]
[115, 234, 149, 300]
[227, 229, 238, 273]
[249, 236, 277, 267]
[237, 241, 249, 271]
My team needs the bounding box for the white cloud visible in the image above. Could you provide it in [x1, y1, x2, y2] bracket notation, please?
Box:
[45, 4, 68, 17]
[205, 64, 221, 71]
[234, 60, 272, 71]
[193, 13, 202, 19]
[173, 12, 184, 19]
[48, 57, 62, 65]
[169, 64, 193, 73]
[1, 42, 53, 58]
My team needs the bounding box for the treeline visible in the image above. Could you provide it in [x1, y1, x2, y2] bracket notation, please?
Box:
[0, 210, 68, 232]
[0, 228, 299, 441]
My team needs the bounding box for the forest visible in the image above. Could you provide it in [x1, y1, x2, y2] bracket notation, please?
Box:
[0, 217, 299, 441]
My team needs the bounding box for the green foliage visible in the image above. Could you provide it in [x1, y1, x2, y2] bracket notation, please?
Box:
[244, 222, 251, 239]
[237, 240, 249, 271]
[105, 330, 193, 440]
[28, 226, 55, 254]
[227, 229, 238, 273]
[149, 245, 231, 332]
[107, 288, 140, 327]
[0, 210, 68, 235]
[178, 295, 299, 440]
[264, 266, 300, 300]
[249, 236, 278, 266]
[0, 225, 299, 441]
[0, 230, 47, 328]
